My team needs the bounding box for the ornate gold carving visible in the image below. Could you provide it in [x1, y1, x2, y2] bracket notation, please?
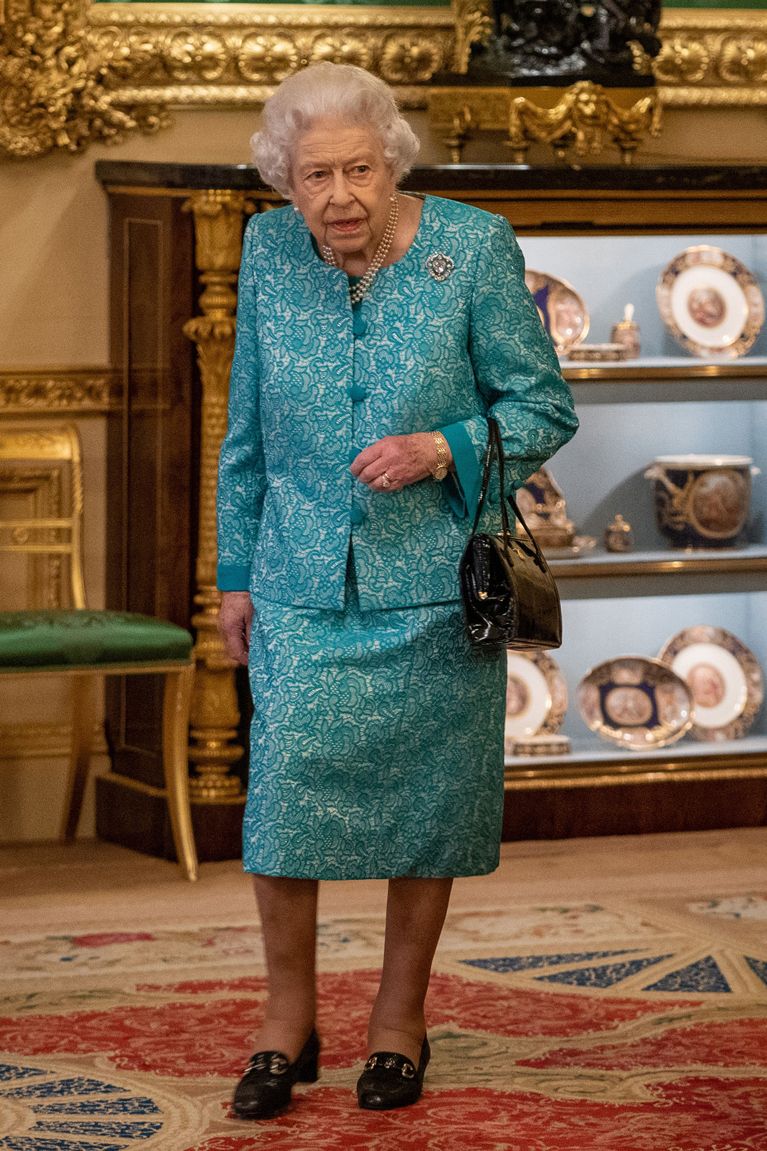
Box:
[719, 36, 767, 86]
[430, 83, 661, 165]
[0, 721, 106, 761]
[508, 82, 661, 165]
[656, 35, 710, 86]
[380, 34, 446, 86]
[0, 0, 157, 159]
[3, 4, 766, 157]
[0, 463, 63, 609]
[0, 369, 116, 413]
[0, 2, 454, 157]
[451, 0, 492, 74]
[182, 190, 255, 804]
[656, 10, 767, 107]
[442, 103, 474, 164]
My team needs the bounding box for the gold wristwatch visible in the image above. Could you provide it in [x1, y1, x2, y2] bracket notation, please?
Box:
[431, 431, 450, 481]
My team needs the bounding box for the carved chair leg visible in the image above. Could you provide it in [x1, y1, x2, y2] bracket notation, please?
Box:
[162, 664, 198, 881]
[61, 673, 99, 841]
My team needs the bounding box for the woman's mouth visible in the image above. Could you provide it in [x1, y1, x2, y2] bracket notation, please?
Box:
[328, 219, 363, 233]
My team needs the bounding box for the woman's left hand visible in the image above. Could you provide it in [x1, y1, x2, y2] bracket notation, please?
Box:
[351, 432, 451, 493]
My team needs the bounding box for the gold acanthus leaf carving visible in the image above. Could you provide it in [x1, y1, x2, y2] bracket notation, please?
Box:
[0, 0, 143, 158]
[451, 0, 493, 74]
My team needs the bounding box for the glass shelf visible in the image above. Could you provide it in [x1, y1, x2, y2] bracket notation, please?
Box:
[562, 355, 767, 381]
[505, 733, 767, 788]
[550, 543, 767, 579]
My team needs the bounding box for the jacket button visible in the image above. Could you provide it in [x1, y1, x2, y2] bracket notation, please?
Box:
[350, 505, 366, 526]
[348, 384, 367, 402]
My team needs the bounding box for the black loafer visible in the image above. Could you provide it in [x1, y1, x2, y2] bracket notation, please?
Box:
[232, 1029, 320, 1120]
[357, 1036, 430, 1111]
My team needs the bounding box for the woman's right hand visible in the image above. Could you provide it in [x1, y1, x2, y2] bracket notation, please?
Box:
[218, 591, 254, 666]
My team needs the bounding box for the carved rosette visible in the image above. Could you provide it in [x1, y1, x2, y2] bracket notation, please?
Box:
[182, 190, 254, 803]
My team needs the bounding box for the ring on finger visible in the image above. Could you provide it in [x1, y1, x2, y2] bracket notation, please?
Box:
[380, 471, 392, 490]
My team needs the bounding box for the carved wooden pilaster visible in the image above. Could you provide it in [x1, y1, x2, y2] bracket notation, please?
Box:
[182, 190, 254, 802]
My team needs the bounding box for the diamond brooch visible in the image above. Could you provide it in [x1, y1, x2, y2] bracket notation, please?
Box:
[426, 252, 455, 282]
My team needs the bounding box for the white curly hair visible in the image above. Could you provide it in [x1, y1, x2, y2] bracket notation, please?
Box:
[251, 62, 420, 198]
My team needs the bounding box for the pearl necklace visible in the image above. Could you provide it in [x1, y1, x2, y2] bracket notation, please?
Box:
[321, 194, 399, 305]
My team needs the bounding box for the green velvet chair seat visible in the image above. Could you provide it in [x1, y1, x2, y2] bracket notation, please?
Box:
[0, 611, 193, 672]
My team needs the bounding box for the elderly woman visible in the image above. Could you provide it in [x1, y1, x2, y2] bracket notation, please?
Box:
[217, 61, 577, 1119]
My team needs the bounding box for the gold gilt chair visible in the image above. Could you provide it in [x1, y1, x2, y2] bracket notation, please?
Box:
[0, 424, 198, 880]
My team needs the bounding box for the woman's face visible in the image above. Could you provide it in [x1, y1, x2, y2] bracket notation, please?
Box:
[290, 117, 397, 266]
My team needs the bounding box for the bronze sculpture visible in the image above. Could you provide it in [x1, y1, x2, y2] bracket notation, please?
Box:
[470, 0, 662, 85]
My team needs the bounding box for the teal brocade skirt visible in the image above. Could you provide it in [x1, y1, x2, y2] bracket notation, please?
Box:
[244, 556, 507, 880]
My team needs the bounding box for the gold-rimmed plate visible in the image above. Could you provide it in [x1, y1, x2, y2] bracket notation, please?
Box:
[504, 650, 568, 755]
[658, 625, 764, 742]
[577, 656, 693, 751]
[656, 245, 765, 358]
[525, 270, 589, 354]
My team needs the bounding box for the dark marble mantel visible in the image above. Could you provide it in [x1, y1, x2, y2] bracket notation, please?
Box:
[96, 160, 767, 196]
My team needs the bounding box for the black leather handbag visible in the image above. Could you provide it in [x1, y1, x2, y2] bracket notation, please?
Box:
[459, 418, 562, 652]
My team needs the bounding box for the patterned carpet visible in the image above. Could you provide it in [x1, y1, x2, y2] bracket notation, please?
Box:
[2, 893, 767, 1150]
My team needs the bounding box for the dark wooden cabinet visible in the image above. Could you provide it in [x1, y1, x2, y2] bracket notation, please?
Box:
[99, 190, 200, 855]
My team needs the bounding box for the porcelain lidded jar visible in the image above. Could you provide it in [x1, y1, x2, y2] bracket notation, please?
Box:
[644, 454, 758, 548]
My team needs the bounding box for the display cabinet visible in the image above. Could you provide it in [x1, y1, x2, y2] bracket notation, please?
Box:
[96, 161, 767, 849]
[502, 228, 767, 839]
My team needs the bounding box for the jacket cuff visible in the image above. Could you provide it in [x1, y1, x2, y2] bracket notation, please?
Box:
[439, 420, 483, 520]
[217, 563, 251, 592]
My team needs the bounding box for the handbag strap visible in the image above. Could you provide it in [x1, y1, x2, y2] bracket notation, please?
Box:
[472, 418, 549, 570]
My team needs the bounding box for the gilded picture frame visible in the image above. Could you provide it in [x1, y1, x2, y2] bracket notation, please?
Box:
[2, 2, 767, 159]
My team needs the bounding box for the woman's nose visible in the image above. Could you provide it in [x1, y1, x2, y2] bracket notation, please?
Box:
[329, 172, 353, 205]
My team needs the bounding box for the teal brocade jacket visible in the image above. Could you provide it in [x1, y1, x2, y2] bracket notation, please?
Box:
[216, 195, 578, 611]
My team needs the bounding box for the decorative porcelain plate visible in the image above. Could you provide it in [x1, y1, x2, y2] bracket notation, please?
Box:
[658, 625, 764, 741]
[577, 656, 693, 751]
[656, 245, 765, 358]
[525, 270, 589, 354]
[504, 650, 568, 755]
